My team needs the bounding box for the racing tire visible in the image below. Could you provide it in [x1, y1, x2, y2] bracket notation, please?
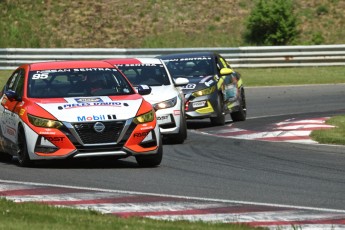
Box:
[17, 126, 33, 167]
[135, 137, 163, 167]
[210, 93, 225, 126]
[0, 152, 13, 162]
[170, 112, 187, 144]
[231, 89, 247, 122]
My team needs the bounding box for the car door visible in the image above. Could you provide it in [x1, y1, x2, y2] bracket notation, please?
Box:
[214, 54, 238, 101]
[0, 68, 25, 144]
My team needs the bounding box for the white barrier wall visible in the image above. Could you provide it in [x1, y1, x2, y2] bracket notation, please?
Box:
[1, 45, 345, 69]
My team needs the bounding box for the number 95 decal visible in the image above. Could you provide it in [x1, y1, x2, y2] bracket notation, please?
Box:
[32, 73, 49, 80]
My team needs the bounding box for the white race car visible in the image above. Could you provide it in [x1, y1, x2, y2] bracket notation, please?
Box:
[106, 58, 189, 144]
[0, 60, 162, 167]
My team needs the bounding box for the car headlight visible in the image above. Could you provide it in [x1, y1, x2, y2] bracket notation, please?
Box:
[27, 114, 63, 129]
[153, 97, 177, 110]
[192, 85, 216, 97]
[133, 110, 155, 124]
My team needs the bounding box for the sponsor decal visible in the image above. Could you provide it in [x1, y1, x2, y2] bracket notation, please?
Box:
[77, 115, 106, 122]
[63, 101, 122, 109]
[199, 76, 213, 83]
[157, 115, 169, 121]
[107, 114, 117, 120]
[31, 68, 119, 80]
[164, 57, 212, 62]
[140, 125, 154, 130]
[39, 131, 57, 135]
[204, 79, 214, 87]
[192, 101, 206, 108]
[133, 131, 149, 137]
[39, 128, 56, 135]
[157, 114, 172, 124]
[75, 98, 103, 103]
[34, 68, 117, 74]
[173, 110, 181, 115]
[72, 68, 117, 72]
[117, 64, 157, 67]
[43, 136, 65, 142]
[77, 114, 116, 121]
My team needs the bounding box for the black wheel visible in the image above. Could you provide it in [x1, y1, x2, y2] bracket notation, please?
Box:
[17, 127, 33, 167]
[231, 88, 247, 122]
[0, 152, 13, 162]
[135, 137, 163, 167]
[210, 93, 225, 126]
[169, 112, 187, 144]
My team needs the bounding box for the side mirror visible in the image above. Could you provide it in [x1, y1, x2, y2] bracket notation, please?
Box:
[220, 68, 233, 75]
[5, 90, 21, 102]
[174, 77, 189, 86]
[137, 85, 152, 95]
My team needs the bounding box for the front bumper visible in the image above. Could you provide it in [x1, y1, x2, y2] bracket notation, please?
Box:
[185, 94, 218, 119]
[156, 109, 181, 135]
[24, 118, 161, 160]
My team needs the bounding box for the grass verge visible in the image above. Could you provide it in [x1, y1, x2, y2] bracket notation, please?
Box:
[0, 198, 262, 230]
[239, 66, 345, 87]
[310, 116, 345, 145]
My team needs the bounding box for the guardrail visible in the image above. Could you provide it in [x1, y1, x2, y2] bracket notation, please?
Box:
[1, 44, 345, 70]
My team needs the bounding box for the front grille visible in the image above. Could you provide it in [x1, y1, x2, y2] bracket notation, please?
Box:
[72, 121, 126, 144]
[73, 141, 126, 153]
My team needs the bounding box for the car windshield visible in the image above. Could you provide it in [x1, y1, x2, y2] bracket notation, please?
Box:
[116, 64, 171, 86]
[28, 68, 135, 98]
[163, 57, 215, 79]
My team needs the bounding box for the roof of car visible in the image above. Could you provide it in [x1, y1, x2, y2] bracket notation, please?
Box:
[105, 58, 163, 65]
[158, 52, 216, 59]
[28, 60, 115, 71]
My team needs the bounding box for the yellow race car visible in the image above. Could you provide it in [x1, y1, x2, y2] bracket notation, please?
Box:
[159, 52, 246, 126]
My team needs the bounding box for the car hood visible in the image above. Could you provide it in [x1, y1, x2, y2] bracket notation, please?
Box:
[142, 85, 178, 104]
[180, 75, 216, 94]
[35, 96, 143, 122]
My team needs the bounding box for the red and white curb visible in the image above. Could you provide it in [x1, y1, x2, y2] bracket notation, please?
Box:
[1, 180, 345, 230]
[196, 117, 335, 144]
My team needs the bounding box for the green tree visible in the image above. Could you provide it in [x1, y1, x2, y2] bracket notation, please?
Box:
[244, 0, 298, 45]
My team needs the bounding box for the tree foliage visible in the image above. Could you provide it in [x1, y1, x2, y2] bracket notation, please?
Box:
[244, 0, 298, 45]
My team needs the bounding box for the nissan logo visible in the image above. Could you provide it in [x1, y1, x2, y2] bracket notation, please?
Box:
[93, 122, 105, 133]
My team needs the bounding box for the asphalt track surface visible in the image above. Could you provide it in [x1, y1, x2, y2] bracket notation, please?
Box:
[1, 84, 345, 220]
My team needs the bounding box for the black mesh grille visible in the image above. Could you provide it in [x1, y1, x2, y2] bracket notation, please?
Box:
[72, 121, 126, 144]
